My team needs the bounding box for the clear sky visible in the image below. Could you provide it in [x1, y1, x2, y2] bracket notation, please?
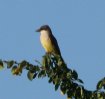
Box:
[0, 0, 105, 99]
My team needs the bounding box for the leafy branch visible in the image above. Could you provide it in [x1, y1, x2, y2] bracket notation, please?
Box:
[0, 54, 105, 99]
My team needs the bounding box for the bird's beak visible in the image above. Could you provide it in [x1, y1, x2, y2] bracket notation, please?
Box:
[36, 28, 40, 32]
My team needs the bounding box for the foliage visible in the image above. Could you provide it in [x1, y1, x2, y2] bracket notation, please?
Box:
[0, 54, 105, 99]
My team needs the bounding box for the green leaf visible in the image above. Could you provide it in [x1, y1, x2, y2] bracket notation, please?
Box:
[29, 66, 36, 73]
[102, 78, 105, 90]
[97, 81, 102, 90]
[60, 85, 66, 95]
[67, 90, 73, 99]
[81, 88, 84, 98]
[27, 71, 34, 81]
[77, 79, 84, 84]
[20, 60, 27, 68]
[72, 70, 78, 80]
[11, 65, 22, 75]
[7, 60, 14, 68]
[0, 60, 4, 70]
[97, 77, 105, 90]
[49, 78, 53, 83]
[76, 86, 84, 98]
[11, 66, 17, 75]
[53, 76, 60, 85]
[38, 70, 46, 78]
[42, 56, 47, 67]
[33, 73, 37, 79]
[35, 66, 40, 71]
[67, 97, 72, 99]
[97, 93, 101, 98]
[55, 84, 59, 91]
[67, 71, 72, 79]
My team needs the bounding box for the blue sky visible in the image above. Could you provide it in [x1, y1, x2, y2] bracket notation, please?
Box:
[0, 0, 105, 99]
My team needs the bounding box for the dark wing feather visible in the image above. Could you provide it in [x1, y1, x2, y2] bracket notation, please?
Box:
[50, 34, 61, 56]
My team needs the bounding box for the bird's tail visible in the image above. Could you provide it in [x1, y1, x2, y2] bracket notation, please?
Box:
[53, 54, 66, 68]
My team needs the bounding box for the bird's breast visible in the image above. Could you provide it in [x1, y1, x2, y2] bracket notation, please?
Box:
[40, 32, 53, 53]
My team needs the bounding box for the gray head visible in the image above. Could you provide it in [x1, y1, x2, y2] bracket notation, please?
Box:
[36, 25, 52, 33]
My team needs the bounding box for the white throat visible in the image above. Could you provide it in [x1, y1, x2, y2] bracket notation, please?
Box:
[40, 30, 50, 40]
[40, 30, 50, 35]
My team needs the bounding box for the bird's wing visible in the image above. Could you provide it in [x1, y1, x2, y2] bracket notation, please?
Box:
[50, 34, 61, 56]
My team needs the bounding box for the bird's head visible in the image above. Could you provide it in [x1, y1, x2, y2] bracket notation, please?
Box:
[36, 25, 52, 33]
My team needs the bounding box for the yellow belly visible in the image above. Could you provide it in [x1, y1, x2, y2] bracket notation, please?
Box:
[40, 36, 53, 53]
[40, 30, 59, 54]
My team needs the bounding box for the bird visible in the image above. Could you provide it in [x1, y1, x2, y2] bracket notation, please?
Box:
[36, 25, 63, 61]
